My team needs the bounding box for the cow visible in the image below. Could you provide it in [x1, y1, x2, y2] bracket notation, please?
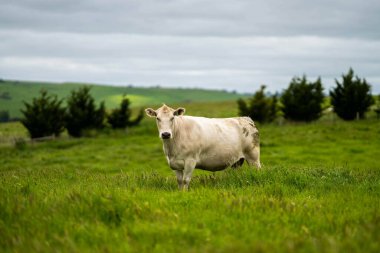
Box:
[145, 104, 261, 190]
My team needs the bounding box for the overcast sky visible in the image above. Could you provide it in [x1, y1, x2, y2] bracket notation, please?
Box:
[1, 0, 379, 93]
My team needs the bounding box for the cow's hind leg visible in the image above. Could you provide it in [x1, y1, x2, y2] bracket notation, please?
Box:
[244, 146, 261, 169]
[231, 157, 245, 169]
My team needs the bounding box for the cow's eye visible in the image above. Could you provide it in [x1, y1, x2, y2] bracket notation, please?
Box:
[157, 118, 161, 122]
[170, 117, 174, 121]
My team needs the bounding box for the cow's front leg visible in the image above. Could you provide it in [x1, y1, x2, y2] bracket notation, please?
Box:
[174, 170, 183, 190]
[183, 159, 196, 191]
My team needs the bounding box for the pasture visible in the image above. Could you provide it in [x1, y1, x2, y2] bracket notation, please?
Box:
[0, 101, 380, 253]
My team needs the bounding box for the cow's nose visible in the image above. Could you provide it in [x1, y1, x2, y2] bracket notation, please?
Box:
[161, 132, 171, 139]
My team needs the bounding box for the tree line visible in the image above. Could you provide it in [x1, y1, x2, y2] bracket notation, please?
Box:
[21, 86, 143, 139]
[238, 68, 379, 123]
[6, 67, 380, 139]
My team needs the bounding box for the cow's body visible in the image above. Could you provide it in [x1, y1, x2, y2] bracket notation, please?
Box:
[145, 105, 261, 190]
[163, 115, 260, 171]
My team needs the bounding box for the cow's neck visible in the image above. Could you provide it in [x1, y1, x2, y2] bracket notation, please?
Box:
[162, 139, 175, 157]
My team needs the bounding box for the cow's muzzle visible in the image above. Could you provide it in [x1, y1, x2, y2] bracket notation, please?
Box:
[161, 132, 171, 139]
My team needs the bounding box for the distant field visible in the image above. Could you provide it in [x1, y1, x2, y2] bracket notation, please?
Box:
[0, 80, 247, 118]
[0, 101, 379, 253]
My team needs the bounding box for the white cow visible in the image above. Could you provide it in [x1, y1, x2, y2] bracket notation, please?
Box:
[145, 104, 261, 190]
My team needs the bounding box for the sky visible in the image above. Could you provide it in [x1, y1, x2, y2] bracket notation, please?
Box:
[0, 0, 380, 93]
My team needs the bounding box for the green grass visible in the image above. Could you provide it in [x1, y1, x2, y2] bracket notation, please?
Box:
[0, 101, 380, 252]
[0, 80, 246, 118]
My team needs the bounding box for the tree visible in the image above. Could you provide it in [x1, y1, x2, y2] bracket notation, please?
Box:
[281, 75, 324, 122]
[330, 68, 374, 120]
[107, 95, 144, 129]
[268, 93, 279, 122]
[20, 90, 65, 138]
[65, 86, 106, 137]
[237, 85, 278, 123]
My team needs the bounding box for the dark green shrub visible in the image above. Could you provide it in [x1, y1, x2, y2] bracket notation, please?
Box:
[330, 68, 374, 120]
[20, 90, 65, 138]
[281, 76, 324, 122]
[0, 92, 11, 100]
[237, 85, 278, 123]
[107, 95, 143, 129]
[65, 86, 106, 137]
[0, 110, 10, 122]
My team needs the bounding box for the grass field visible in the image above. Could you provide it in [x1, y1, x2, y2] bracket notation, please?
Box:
[0, 80, 246, 118]
[0, 101, 380, 253]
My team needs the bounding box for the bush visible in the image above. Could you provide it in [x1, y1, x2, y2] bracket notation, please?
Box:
[65, 86, 106, 137]
[0, 92, 11, 100]
[330, 68, 374, 120]
[281, 76, 324, 122]
[0, 110, 10, 122]
[237, 85, 278, 123]
[20, 90, 65, 138]
[107, 95, 144, 129]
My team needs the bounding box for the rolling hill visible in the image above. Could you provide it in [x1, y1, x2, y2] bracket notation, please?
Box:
[0, 79, 248, 118]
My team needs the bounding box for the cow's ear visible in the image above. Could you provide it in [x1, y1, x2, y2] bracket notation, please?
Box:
[174, 107, 185, 116]
[145, 108, 157, 117]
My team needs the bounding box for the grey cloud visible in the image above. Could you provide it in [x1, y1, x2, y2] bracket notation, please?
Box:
[1, 30, 379, 92]
[0, 1, 379, 93]
[1, 0, 380, 38]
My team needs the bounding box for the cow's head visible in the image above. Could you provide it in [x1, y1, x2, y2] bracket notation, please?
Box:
[145, 104, 185, 140]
